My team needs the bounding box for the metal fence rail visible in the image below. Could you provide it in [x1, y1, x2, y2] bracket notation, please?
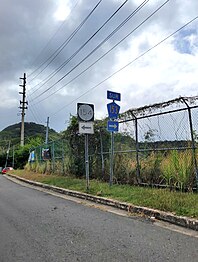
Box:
[30, 96, 198, 190]
[119, 96, 198, 189]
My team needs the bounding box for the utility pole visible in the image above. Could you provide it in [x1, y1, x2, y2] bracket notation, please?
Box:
[19, 73, 28, 147]
[5, 141, 11, 168]
[45, 117, 49, 144]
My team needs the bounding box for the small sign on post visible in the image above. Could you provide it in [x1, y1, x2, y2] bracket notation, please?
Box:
[107, 102, 120, 120]
[107, 120, 119, 132]
[77, 103, 94, 122]
[107, 90, 121, 101]
[77, 103, 95, 191]
[79, 122, 94, 134]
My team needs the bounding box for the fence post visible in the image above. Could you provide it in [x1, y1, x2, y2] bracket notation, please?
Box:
[62, 140, 65, 175]
[132, 113, 141, 184]
[51, 141, 55, 173]
[182, 98, 198, 189]
[99, 127, 105, 177]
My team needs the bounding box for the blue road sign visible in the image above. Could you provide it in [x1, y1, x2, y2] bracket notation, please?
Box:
[107, 120, 119, 132]
[107, 102, 120, 119]
[107, 91, 121, 101]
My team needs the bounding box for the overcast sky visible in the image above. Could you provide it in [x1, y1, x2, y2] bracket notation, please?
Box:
[0, 0, 198, 132]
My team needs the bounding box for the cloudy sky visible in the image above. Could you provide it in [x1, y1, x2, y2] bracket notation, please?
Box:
[0, 0, 198, 132]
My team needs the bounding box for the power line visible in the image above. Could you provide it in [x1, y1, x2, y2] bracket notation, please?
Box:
[28, 0, 81, 75]
[31, 0, 150, 101]
[29, 0, 129, 96]
[33, 0, 170, 102]
[27, 105, 44, 124]
[48, 15, 198, 117]
[28, 0, 103, 82]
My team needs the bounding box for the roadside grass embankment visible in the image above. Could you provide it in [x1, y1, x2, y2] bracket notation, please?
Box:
[11, 170, 198, 219]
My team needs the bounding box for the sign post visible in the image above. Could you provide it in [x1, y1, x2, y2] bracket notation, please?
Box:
[77, 103, 94, 191]
[85, 133, 89, 191]
[107, 91, 121, 186]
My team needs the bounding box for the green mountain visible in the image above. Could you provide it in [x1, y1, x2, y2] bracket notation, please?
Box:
[0, 122, 60, 147]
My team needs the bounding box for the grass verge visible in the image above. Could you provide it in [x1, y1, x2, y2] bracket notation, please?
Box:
[11, 170, 198, 219]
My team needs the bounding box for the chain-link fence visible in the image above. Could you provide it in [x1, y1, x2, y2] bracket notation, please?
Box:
[29, 96, 198, 190]
[118, 96, 198, 190]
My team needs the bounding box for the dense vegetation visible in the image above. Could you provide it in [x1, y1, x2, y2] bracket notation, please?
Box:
[0, 122, 60, 168]
[1, 118, 197, 191]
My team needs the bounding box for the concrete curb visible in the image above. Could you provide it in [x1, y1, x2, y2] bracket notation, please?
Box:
[6, 173, 198, 231]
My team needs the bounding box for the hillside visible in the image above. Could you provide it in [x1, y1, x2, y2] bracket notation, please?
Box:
[0, 122, 60, 146]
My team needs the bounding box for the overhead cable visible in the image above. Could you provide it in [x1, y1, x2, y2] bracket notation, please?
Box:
[29, 0, 129, 95]
[28, 0, 81, 75]
[48, 15, 198, 117]
[33, 0, 170, 102]
[31, 0, 150, 101]
[28, 0, 103, 82]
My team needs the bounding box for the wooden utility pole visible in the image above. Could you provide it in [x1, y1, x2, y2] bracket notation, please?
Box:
[19, 73, 28, 146]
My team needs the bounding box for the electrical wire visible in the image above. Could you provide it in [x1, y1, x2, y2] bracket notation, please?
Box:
[30, 0, 150, 100]
[28, 0, 81, 75]
[29, 0, 129, 95]
[47, 15, 198, 117]
[33, 0, 170, 102]
[27, 105, 44, 124]
[28, 0, 103, 82]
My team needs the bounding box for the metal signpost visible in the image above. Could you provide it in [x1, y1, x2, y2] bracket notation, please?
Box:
[107, 91, 121, 186]
[77, 103, 94, 191]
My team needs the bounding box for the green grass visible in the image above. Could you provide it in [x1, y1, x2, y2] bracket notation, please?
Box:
[12, 170, 198, 219]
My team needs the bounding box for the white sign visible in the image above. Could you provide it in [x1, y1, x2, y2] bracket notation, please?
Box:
[77, 103, 94, 122]
[79, 122, 94, 134]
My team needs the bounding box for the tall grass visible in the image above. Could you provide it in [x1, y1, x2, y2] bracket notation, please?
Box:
[25, 149, 196, 191]
[140, 152, 163, 184]
[160, 150, 194, 190]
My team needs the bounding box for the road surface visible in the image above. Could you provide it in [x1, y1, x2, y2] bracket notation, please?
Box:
[0, 175, 197, 262]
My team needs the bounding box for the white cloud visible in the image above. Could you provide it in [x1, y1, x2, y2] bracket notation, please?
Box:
[53, 0, 71, 21]
[0, 0, 198, 132]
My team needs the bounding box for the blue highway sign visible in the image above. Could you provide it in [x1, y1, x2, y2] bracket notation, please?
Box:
[107, 102, 120, 119]
[107, 91, 121, 101]
[107, 120, 119, 132]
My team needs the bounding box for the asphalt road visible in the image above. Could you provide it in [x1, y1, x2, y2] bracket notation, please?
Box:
[0, 175, 197, 262]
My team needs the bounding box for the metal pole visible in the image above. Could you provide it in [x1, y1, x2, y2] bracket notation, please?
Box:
[5, 141, 11, 168]
[99, 127, 105, 177]
[109, 131, 114, 186]
[134, 116, 141, 183]
[182, 98, 198, 189]
[52, 141, 55, 173]
[62, 139, 65, 175]
[85, 134, 89, 190]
